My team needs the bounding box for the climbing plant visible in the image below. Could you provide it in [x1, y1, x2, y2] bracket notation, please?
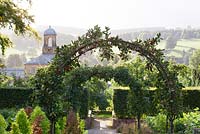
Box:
[33, 25, 182, 134]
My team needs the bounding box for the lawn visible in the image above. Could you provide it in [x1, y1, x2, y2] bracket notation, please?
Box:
[93, 111, 112, 118]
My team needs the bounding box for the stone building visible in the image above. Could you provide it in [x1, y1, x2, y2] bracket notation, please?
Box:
[24, 26, 57, 75]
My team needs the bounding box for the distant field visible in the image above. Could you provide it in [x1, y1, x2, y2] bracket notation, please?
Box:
[176, 39, 200, 49]
[156, 40, 166, 49]
[157, 39, 200, 50]
[2, 39, 200, 59]
[156, 39, 200, 58]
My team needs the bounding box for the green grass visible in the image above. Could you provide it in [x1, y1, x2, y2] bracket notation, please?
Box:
[93, 111, 112, 118]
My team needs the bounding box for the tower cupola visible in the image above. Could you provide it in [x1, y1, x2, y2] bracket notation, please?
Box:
[42, 26, 57, 54]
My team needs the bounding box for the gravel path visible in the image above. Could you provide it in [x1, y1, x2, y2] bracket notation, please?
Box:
[88, 118, 117, 134]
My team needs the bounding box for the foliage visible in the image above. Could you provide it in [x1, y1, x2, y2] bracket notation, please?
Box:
[175, 108, 200, 134]
[120, 57, 158, 130]
[63, 66, 132, 118]
[32, 66, 64, 128]
[0, 73, 12, 87]
[10, 122, 20, 134]
[64, 110, 81, 134]
[30, 106, 50, 134]
[189, 49, 200, 86]
[0, 114, 7, 134]
[32, 116, 43, 134]
[55, 117, 66, 134]
[182, 90, 200, 110]
[0, 87, 32, 108]
[145, 113, 167, 133]
[84, 77, 110, 111]
[154, 62, 183, 133]
[175, 64, 193, 86]
[0, 57, 5, 68]
[0, 0, 39, 54]
[79, 119, 86, 134]
[0, 108, 16, 119]
[12, 75, 31, 87]
[146, 109, 200, 134]
[113, 89, 129, 118]
[15, 109, 31, 134]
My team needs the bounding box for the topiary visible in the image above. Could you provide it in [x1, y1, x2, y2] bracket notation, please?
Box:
[15, 109, 31, 134]
[0, 114, 7, 134]
[30, 106, 50, 134]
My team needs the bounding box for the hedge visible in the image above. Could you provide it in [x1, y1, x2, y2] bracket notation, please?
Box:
[113, 89, 200, 119]
[182, 90, 200, 110]
[0, 87, 33, 108]
[113, 89, 129, 118]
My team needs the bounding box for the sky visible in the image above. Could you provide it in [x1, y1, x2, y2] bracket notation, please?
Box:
[30, 0, 200, 29]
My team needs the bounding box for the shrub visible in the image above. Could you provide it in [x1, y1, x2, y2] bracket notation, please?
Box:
[174, 121, 186, 133]
[146, 110, 200, 133]
[0, 114, 7, 134]
[15, 109, 31, 134]
[56, 117, 66, 134]
[30, 106, 50, 134]
[64, 110, 81, 134]
[175, 109, 200, 134]
[10, 122, 20, 134]
[32, 116, 43, 134]
[79, 119, 86, 134]
[0, 108, 17, 130]
[145, 113, 166, 133]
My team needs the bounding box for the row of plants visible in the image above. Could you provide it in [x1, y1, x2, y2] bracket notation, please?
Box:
[145, 108, 200, 134]
[0, 106, 85, 134]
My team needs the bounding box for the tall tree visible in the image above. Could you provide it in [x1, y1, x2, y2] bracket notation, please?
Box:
[0, 0, 39, 55]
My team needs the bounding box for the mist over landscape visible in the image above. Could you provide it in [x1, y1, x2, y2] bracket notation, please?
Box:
[1, 1, 200, 134]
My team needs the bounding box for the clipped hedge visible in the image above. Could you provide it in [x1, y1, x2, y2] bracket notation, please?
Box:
[113, 89, 129, 118]
[182, 90, 200, 109]
[113, 89, 200, 119]
[0, 87, 33, 108]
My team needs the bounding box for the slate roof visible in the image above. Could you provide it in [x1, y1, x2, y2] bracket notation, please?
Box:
[1, 68, 25, 78]
[44, 26, 57, 36]
[25, 54, 55, 65]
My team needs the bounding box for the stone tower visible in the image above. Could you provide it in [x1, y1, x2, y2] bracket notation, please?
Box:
[42, 26, 57, 54]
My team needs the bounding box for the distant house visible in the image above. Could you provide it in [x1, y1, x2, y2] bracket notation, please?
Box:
[1, 68, 25, 78]
[24, 26, 57, 75]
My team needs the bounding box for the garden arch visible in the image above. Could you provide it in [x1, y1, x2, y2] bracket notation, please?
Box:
[62, 66, 133, 117]
[35, 26, 182, 133]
